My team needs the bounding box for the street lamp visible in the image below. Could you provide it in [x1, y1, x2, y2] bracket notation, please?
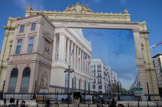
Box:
[64, 65, 74, 102]
[0, 80, 5, 99]
[147, 82, 151, 101]
[33, 81, 37, 99]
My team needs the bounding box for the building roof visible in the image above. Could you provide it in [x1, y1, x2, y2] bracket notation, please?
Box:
[152, 53, 162, 58]
[17, 13, 55, 29]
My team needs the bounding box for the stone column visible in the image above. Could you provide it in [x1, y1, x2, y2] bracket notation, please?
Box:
[0, 32, 9, 91]
[58, 33, 66, 61]
[77, 47, 79, 70]
[70, 42, 73, 67]
[84, 53, 86, 73]
[52, 35, 56, 61]
[66, 38, 70, 64]
[144, 35, 159, 95]
[133, 29, 147, 94]
[80, 50, 82, 71]
[74, 44, 77, 68]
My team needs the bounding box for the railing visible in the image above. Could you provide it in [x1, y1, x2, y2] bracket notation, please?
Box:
[0, 92, 162, 107]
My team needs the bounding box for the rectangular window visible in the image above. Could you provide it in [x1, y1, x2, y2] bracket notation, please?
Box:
[93, 85, 95, 89]
[16, 39, 22, 54]
[27, 37, 34, 53]
[31, 23, 36, 31]
[19, 25, 25, 33]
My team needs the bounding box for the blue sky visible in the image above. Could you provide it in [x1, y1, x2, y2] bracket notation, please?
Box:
[0, 0, 162, 89]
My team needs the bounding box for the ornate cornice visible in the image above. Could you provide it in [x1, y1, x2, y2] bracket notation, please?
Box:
[64, 2, 93, 14]
[25, 3, 131, 22]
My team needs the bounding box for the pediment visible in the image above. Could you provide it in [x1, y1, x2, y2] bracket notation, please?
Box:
[64, 2, 94, 14]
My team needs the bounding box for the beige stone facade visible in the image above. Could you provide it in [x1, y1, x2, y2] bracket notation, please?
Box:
[0, 3, 159, 95]
[4, 15, 55, 93]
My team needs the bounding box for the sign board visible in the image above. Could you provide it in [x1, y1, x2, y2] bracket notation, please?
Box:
[134, 88, 143, 91]
[134, 87, 143, 96]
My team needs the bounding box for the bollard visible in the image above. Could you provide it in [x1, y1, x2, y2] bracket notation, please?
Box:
[138, 100, 140, 107]
[128, 103, 129, 107]
[78, 103, 79, 107]
[147, 103, 149, 107]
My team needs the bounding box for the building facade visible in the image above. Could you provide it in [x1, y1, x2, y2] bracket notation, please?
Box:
[152, 53, 162, 94]
[90, 59, 120, 93]
[130, 74, 140, 90]
[0, 2, 159, 95]
[1, 13, 92, 93]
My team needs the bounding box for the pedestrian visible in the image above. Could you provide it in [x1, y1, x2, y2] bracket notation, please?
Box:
[45, 99, 50, 107]
[20, 100, 26, 107]
[16, 99, 19, 106]
[109, 98, 116, 107]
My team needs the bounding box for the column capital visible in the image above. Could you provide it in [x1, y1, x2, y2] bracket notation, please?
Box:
[57, 32, 66, 37]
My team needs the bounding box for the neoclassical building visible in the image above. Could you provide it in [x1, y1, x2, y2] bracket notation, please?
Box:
[0, 13, 92, 93]
[0, 2, 159, 97]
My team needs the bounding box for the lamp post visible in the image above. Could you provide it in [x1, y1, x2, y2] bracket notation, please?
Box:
[33, 81, 37, 99]
[1, 80, 5, 99]
[147, 82, 151, 101]
[64, 65, 74, 102]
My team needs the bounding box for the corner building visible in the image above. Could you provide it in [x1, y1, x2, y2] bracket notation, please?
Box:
[90, 59, 111, 93]
[2, 14, 92, 93]
[152, 53, 162, 94]
[4, 15, 55, 93]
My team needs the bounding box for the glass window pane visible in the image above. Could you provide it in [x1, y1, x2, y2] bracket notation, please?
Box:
[20, 68, 30, 93]
[16, 39, 22, 54]
[65, 74, 69, 88]
[31, 23, 36, 31]
[8, 68, 18, 93]
[17, 39, 22, 46]
[20, 25, 24, 33]
[29, 37, 34, 44]
[27, 44, 33, 53]
[27, 37, 34, 53]
[16, 46, 21, 54]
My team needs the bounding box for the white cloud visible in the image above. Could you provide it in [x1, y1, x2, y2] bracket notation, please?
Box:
[15, 0, 44, 10]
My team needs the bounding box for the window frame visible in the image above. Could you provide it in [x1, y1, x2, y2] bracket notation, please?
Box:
[15, 39, 22, 54]
[27, 37, 34, 53]
[31, 23, 36, 31]
[8, 68, 18, 93]
[19, 25, 25, 33]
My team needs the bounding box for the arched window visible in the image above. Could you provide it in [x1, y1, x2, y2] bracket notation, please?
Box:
[20, 67, 30, 93]
[8, 68, 18, 92]
[84, 80, 86, 90]
[72, 76, 76, 89]
[65, 74, 69, 88]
